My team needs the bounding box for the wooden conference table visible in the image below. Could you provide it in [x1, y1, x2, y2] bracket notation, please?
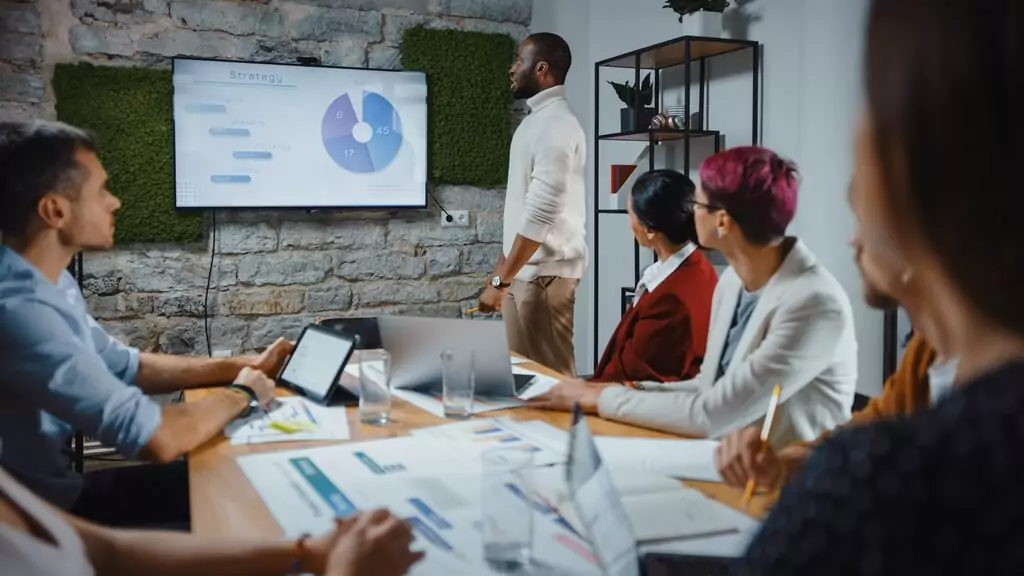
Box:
[185, 357, 773, 538]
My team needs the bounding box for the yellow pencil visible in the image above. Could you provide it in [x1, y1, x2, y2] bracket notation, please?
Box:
[743, 383, 782, 508]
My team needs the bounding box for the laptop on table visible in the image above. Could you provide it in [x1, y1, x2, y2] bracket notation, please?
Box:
[565, 405, 739, 576]
[376, 315, 539, 399]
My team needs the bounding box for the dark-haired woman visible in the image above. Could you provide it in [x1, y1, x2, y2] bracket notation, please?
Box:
[589, 169, 718, 384]
[739, 2, 1024, 573]
[532, 146, 857, 447]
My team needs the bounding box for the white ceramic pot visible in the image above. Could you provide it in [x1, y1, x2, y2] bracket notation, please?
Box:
[682, 10, 723, 37]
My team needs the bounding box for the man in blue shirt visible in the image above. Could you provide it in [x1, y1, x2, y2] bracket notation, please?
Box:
[0, 120, 293, 528]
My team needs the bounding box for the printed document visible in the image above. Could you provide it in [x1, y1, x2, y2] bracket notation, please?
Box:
[224, 397, 349, 445]
[410, 417, 567, 467]
[237, 440, 600, 575]
[592, 437, 723, 483]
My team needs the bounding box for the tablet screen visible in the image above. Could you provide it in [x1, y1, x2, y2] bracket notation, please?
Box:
[279, 327, 355, 400]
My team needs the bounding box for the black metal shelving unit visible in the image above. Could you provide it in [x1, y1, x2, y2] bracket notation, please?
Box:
[592, 35, 761, 363]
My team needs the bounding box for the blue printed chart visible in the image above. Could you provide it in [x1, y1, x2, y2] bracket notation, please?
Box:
[321, 91, 404, 173]
[236, 436, 602, 574]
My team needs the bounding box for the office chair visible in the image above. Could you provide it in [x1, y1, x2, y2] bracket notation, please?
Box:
[316, 317, 382, 350]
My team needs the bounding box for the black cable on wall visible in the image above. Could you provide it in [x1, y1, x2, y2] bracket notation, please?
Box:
[204, 210, 216, 358]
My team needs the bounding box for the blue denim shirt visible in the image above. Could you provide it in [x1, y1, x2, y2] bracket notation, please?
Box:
[0, 246, 161, 508]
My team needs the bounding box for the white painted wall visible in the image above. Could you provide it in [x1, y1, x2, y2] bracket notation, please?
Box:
[530, 0, 595, 373]
[533, 0, 882, 394]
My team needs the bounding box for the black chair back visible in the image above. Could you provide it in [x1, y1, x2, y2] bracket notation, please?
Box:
[316, 317, 381, 350]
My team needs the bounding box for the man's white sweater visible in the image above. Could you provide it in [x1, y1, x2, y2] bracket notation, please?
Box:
[503, 85, 588, 281]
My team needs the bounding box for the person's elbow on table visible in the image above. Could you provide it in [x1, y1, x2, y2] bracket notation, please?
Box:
[141, 367, 275, 464]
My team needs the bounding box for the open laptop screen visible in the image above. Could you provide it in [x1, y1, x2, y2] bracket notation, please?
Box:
[566, 405, 640, 576]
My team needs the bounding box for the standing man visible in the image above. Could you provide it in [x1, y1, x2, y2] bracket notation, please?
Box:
[477, 32, 587, 377]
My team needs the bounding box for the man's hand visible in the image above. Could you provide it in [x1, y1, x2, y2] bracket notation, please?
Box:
[250, 337, 294, 378]
[326, 509, 424, 576]
[527, 379, 617, 414]
[234, 366, 276, 406]
[478, 285, 506, 313]
[300, 516, 360, 574]
[715, 426, 785, 490]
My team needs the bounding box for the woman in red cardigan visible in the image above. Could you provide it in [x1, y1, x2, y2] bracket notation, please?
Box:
[591, 169, 718, 383]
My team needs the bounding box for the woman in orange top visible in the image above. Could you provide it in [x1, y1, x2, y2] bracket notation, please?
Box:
[590, 169, 718, 384]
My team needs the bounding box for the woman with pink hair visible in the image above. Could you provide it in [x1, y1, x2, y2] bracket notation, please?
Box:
[532, 146, 857, 446]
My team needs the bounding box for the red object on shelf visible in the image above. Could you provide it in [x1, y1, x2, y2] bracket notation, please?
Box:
[611, 164, 638, 194]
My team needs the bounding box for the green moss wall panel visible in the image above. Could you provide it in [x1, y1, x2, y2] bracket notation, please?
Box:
[53, 63, 204, 244]
[400, 27, 515, 187]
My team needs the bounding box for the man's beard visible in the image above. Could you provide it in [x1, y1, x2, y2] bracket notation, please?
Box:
[862, 282, 899, 311]
[512, 75, 541, 100]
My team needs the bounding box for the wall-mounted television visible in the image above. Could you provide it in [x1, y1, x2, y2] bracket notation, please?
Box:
[172, 57, 427, 209]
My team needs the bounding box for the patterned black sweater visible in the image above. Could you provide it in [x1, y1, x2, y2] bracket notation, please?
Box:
[739, 360, 1024, 575]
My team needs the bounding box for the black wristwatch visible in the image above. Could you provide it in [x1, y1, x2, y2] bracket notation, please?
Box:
[490, 274, 511, 289]
[228, 383, 260, 417]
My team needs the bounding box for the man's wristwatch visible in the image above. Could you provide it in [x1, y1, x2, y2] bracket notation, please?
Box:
[228, 383, 260, 417]
[490, 274, 511, 289]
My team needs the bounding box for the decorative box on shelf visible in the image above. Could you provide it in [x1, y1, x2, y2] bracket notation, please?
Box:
[608, 146, 651, 210]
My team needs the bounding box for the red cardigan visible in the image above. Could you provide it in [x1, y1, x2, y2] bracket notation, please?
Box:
[591, 250, 718, 383]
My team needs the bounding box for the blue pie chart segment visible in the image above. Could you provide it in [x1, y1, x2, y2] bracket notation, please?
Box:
[322, 135, 374, 173]
[363, 92, 403, 171]
[321, 91, 403, 174]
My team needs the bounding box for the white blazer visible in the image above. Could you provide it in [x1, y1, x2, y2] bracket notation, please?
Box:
[597, 238, 857, 446]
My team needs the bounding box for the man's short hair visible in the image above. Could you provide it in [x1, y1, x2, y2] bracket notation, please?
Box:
[0, 120, 98, 237]
[526, 32, 572, 85]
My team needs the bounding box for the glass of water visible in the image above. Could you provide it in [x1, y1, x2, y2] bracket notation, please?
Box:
[441, 348, 475, 419]
[358, 349, 391, 425]
[481, 446, 534, 571]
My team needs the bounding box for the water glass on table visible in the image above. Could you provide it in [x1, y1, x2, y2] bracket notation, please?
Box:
[481, 446, 535, 572]
[358, 349, 391, 425]
[441, 348, 475, 419]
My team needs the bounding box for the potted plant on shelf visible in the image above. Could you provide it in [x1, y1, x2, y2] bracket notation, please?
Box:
[608, 72, 655, 133]
[664, 0, 729, 38]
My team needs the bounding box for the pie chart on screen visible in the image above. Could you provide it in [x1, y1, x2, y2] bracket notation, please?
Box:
[321, 91, 403, 173]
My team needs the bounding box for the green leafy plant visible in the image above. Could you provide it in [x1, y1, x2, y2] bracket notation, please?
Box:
[53, 63, 204, 244]
[663, 0, 730, 21]
[607, 73, 653, 108]
[401, 26, 515, 186]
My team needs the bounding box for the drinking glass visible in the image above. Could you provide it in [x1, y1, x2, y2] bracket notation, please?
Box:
[441, 348, 475, 419]
[358, 349, 391, 425]
[481, 447, 534, 571]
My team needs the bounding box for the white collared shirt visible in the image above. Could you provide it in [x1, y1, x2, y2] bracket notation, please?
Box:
[633, 242, 698, 305]
[928, 356, 961, 406]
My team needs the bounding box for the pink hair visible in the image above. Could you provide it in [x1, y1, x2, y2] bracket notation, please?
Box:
[699, 146, 799, 244]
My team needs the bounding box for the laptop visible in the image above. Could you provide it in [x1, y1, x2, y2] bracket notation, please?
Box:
[566, 405, 738, 576]
[376, 316, 537, 398]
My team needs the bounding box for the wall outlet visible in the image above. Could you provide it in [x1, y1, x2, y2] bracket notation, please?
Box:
[212, 349, 233, 358]
[440, 210, 470, 228]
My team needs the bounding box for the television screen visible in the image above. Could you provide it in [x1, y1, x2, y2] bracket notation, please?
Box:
[172, 57, 427, 209]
